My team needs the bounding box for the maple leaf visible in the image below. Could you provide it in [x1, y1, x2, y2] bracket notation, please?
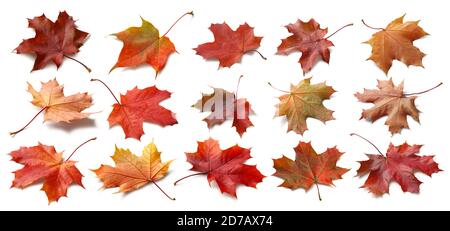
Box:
[174, 138, 264, 198]
[271, 78, 335, 135]
[362, 15, 428, 74]
[15, 11, 90, 72]
[93, 142, 174, 200]
[194, 88, 254, 136]
[10, 79, 93, 135]
[352, 133, 441, 196]
[194, 23, 265, 68]
[273, 141, 348, 200]
[277, 19, 352, 73]
[355, 79, 442, 134]
[10, 138, 96, 203]
[91, 79, 177, 140]
[110, 11, 193, 75]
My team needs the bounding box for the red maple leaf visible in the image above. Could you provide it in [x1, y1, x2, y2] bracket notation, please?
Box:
[273, 141, 349, 200]
[175, 138, 264, 197]
[231, 99, 253, 136]
[277, 19, 352, 73]
[194, 87, 254, 136]
[92, 79, 177, 140]
[194, 23, 265, 68]
[352, 133, 441, 196]
[10, 138, 95, 203]
[15, 11, 90, 72]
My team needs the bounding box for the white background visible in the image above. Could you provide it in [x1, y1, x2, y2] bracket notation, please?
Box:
[0, 0, 448, 211]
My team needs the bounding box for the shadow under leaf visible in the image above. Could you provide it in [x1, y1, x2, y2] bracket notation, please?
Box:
[48, 118, 97, 132]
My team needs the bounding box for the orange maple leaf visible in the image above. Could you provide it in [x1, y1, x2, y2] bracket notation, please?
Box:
[110, 11, 193, 75]
[93, 142, 174, 200]
[362, 15, 428, 74]
[11, 79, 92, 135]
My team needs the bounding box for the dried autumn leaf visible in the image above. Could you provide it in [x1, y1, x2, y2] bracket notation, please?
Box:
[110, 12, 192, 75]
[92, 79, 177, 140]
[194, 23, 265, 68]
[10, 138, 95, 203]
[11, 79, 93, 135]
[273, 141, 349, 200]
[93, 142, 174, 200]
[175, 138, 264, 197]
[194, 88, 254, 136]
[28, 79, 92, 122]
[355, 79, 441, 134]
[273, 78, 335, 135]
[277, 19, 352, 73]
[15, 11, 90, 72]
[363, 15, 428, 74]
[352, 133, 441, 196]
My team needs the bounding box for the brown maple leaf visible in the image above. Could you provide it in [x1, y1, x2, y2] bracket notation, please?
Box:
[273, 141, 349, 200]
[93, 142, 174, 200]
[277, 19, 352, 73]
[174, 138, 264, 198]
[110, 11, 193, 75]
[15, 11, 90, 72]
[272, 78, 335, 135]
[10, 138, 96, 203]
[352, 133, 441, 196]
[194, 22, 265, 68]
[355, 79, 442, 134]
[194, 87, 254, 136]
[91, 79, 177, 140]
[362, 15, 428, 74]
[10, 79, 93, 135]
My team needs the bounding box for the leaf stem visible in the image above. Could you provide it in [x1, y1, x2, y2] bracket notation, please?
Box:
[91, 79, 121, 105]
[63, 55, 91, 73]
[248, 49, 267, 60]
[404, 82, 443, 96]
[235, 75, 244, 98]
[267, 82, 290, 94]
[350, 133, 385, 157]
[361, 19, 384, 31]
[152, 180, 175, 200]
[10, 106, 48, 136]
[66, 137, 97, 161]
[325, 23, 354, 39]
[173, 172, 206, 185]
[315, 182, 322, 201]
[162, 11, 194, 37]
